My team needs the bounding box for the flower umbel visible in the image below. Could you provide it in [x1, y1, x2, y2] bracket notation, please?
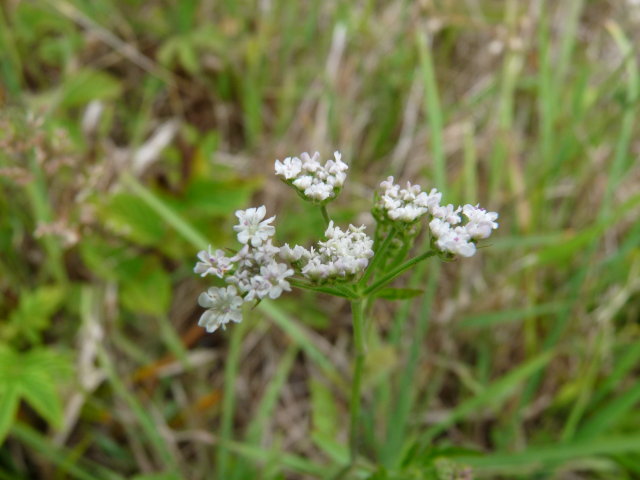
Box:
[197, 286, 244, 333]
[195, 152, 499, 334]
[275, 151, 348, 203]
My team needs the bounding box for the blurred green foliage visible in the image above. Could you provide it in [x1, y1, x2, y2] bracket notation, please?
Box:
[0, 0, 640, 479]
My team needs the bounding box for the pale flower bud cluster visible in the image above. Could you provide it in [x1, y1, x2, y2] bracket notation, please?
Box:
[376, 176, 498, 257]
[275, 151, 348, 203]
[279, 222, 374, 281]
[194, 205, 293, 333]
[377, 176, 442, 222]
[428, 204, 498, 257]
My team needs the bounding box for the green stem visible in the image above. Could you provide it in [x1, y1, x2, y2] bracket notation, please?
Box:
[320, 204, 331, 227]
[289, 278, 356, 299]
[364, 250, 437, 297]
[360, 227, 397, 286]
[349, 298, 366, 464]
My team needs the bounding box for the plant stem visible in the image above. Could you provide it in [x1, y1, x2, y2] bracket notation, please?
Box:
[349, 298, 366, 464]
[288, 278, 356, 299]
[320, 205, 331, 227]
[360, 227, 397, 286]
[364, 250, 437, 297]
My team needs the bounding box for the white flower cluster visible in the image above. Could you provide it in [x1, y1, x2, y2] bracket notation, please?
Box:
[377, 176, 498, 257]
[275, 151, 348, 203]
[194, 206, 293, 333]
[279, 221, 374, 281]
[377, 176, 442, 222]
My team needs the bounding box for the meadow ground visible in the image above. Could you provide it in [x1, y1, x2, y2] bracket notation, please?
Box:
[1, 1, 640, 479]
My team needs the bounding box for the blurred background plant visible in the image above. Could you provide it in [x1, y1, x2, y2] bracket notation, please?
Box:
[1, 0, 640, 478]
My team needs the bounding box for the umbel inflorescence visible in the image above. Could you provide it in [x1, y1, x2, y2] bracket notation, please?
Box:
[194, 151, 498, 333]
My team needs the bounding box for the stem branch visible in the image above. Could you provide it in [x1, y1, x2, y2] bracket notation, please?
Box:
[320, 205, 331, 227]
[349, 299, 366, 463]
[364, 250, 437, 297]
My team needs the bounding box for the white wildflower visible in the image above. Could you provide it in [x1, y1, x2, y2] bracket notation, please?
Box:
[298, 221, 373, 280]
[378, 176, 440, 222]
[463, 204, 499, 239]
[435, 226, 476, 257]
[279, 243, 308, 262]
[197, 286, 244, 333]
[432, 204, 462, 224]
[194, 246, 233, 278]
[233, 205, 275, 246]
[275, 151, 348, 203]
[274, 156, 302, 179]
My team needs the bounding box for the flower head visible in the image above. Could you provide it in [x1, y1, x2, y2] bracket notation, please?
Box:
[197, 286, 244, 333]
[194, 246, 233, 278]
[275, 151, 348, 203]
[378, 176, 441, 223]
[233, 206, 275, 246]
[462, 204, 499, 239]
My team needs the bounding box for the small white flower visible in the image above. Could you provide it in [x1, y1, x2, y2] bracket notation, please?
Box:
[194, 246, 233, 278]
[259, 262, 293, 299]
[378, 176, 436, 222]
[463, 204, 499, 239]
[274, 151, 348, 203]
[233, 205, 276, 246]
[197, 286, 244, 333]
[297, 221, 373, 280]
[279, 243, 308, 262]
[436, 227, 476, 257]
[274, 157, 302, 179]
[432, 204, 461, 224]
[292, 175, 313, 190]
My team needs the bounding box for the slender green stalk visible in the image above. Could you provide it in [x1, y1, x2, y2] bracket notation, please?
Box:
[360, 227, 397, 285]
[320, 204, 331, 227]
[349, 299, 366, 463]
[289, 278, 357, 299]
[217, 320, 247, 479]
[364, 250, 437, 297]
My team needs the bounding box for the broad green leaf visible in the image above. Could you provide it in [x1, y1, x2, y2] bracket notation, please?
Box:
[375, 287, 424, 300]
[99, 192, 168, 247]
[120, 258, 172, 316]
[20, 373, 63, 428]
[59, 69, 122, 108]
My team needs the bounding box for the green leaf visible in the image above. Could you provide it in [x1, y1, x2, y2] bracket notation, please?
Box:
[132, 474, 181, 480]
[99, 192, 168, 247]
[421, 351, 553, 444]
[0, 348, 72, 443]
[310, 378, 339, 438]
[374, 287, 424, 300]
[577, 382, 640, 440]
[457, 434, 640, 474]
[59, 69, 122, 108]
[120, 258, 172, 316]
[20, 373, 63, 428]
[0, 384, 19, 444]
[6, 286, 65, 344]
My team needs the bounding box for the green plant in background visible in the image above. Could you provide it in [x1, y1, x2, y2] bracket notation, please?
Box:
[194, 151, 498, 477]
[2, 0, 640, 478]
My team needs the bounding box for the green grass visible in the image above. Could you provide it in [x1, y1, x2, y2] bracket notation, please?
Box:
[1, 0, 640, 478]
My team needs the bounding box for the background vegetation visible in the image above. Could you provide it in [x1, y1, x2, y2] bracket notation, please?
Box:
[1, 0, 640, 478]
